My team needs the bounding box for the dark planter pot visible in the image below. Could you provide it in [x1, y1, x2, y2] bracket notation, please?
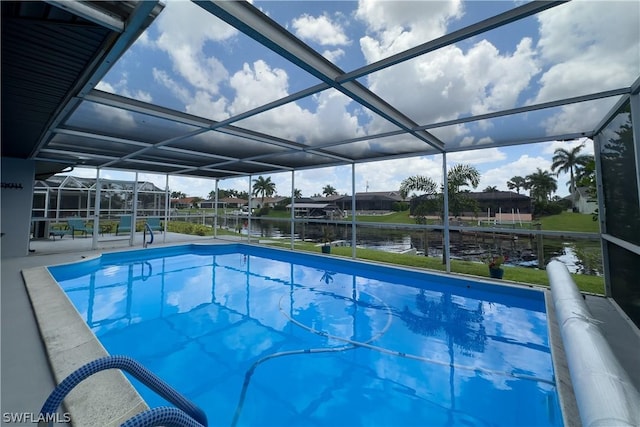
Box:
[321, 245, 331, 254]
[489, 267, 504, 279]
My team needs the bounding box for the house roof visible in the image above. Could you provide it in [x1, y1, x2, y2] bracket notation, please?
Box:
[252, 196, 286, 204]
[564, 187, 595, 201]
[287, 203, 340, 209]
[172, 197, 199, 204]
[466, 191, 530, 201]
[218, 197, 248, 204]
[356, 191, 404, 200]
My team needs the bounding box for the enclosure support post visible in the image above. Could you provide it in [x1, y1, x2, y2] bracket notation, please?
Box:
[56, 182, 62, 222]
[442, 153, 451, 273]
[214, 178, 219, 239]
[351, 164, 356, 259]
[163, 174, 169, 243]
[247, 175, 252, 243]
[130, 172, 138, 247]
[92, 169, 101, 250]
[290, 171, 295, 250]
[535, 222, 545, 269]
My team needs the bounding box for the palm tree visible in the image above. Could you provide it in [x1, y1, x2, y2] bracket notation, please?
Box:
[171, 191, 186, 199]
[322, 185, 337, 197]
[575, 156, 596, 191]
[293, 188, 302, 199]
[506, 176, 526, 194]
[551, 143, 592, 209]
[483, 186, 498, 192]
[399, 175, 438, 199]
[447, 164, 480, 193]
[399, 164, 480, 217]
[525, 168, 557, 203]
[447, 164, 480, 217]
[252, 176, 276, 206]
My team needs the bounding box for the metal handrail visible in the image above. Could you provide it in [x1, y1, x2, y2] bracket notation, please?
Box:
[143, 222, 154, 248]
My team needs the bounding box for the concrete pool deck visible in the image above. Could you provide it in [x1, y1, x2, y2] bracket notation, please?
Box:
[2, 233, 639, 425]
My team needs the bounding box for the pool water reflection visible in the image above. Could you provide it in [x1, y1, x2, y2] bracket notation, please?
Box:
[50, 244, 563, 427]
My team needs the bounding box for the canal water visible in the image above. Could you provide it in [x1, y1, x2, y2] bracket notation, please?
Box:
[221, 217, 602, 275]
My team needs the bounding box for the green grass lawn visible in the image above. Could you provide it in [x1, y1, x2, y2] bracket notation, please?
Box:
[188, 208, 599, 233]
[538, 211, 600, 232]
[345, 211, 414, 224]
[266, 240, 604, 295]
[170, 209, 604, 294]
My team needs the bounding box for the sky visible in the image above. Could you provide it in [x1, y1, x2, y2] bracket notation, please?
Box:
[68, 0, 639, 199]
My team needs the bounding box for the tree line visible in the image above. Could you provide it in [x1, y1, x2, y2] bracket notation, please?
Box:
[170, 143, 596, 217]
[400, 143, 595, 218]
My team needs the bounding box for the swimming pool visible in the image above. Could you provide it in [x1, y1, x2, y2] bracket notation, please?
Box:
[49, 244, 563, 426]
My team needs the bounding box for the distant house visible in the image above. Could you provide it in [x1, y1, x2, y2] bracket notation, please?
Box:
[171, 197, 200, 209]
[330, 191, 405, 212]
[286, 203, 344, 219]
[199, 197, 247, 209]
[249, 196, 287, 210]
[466, 191, 532, 216]
[570, 187, 598, 214]
[409, 190, 532, 220]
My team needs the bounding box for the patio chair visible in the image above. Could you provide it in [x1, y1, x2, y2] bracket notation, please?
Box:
[116, 215, 132, 235]
[146, 217, 163, 233]
[67, 217, 93, 239]
[49, 225, 72, 240]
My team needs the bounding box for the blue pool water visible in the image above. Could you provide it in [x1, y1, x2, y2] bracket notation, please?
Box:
[50, 244, 562, 426]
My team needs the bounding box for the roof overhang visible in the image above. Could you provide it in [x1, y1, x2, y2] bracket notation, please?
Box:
[1, 0, 164, 178]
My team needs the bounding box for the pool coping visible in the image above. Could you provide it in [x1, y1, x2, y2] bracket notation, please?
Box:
[22, 264, 148, 426]
[24, 242, 579, 426]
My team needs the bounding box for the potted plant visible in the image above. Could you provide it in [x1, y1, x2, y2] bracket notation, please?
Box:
[487, 254, 507, 279]
[321, 227, 332, 254]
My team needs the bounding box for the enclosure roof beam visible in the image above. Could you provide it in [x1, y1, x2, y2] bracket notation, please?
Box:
[193, 0, 445, 152]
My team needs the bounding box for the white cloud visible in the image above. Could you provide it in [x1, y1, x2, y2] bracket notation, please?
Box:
[541, 138, 594, 156]
[449, 148, 507, 165]
[96, 79, 153, 103]
[88, 0, 630, 202]
[356, 156, 443, 193]
[531, 1, 639, 137]
[153, 68, 229, 121]
[292, 14, 350, 46]
[229, 60, 291, 113]
[356, 0, 463, 62]
[352, 1, 541, 140]
[541, 97, 620, 137]
[152, 69, 191, 104]
[479, 154, 552, 193]
[322, 48, 345, 63]
[154, 1, 234, 95]
[534, 0, 639, 102]
[90, 103, 136, 129]
[363, 37, 540, 137]
[230, 65, 363, 145]
[185, 91, 229, 121]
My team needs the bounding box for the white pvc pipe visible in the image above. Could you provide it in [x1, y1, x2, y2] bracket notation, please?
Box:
[548, 260, 640, 427]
